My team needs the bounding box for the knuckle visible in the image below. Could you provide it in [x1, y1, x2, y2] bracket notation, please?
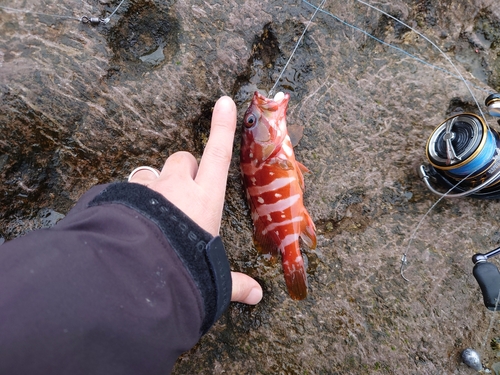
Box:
[170, 151, 195, 163]
[206, 143, 232, 164]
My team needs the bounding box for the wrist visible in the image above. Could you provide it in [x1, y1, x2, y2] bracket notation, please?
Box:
[88, 182, 231, 334]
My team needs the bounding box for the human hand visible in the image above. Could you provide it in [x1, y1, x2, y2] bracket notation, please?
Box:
[129, 96, 263, 305]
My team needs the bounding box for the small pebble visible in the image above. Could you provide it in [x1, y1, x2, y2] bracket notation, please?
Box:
[461, 348, 483, 371]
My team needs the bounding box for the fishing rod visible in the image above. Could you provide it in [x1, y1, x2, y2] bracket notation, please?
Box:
[472, 246, 500, 311]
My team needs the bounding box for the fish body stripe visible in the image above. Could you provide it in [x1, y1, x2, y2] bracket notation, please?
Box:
[262, 216, 304, 235]
[279, 233, 301, 249]
[253, 193, 301, 217]
[246, 176, 296, 196]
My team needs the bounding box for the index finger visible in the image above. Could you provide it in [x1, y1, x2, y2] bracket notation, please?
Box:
[195, 96, 237, 196]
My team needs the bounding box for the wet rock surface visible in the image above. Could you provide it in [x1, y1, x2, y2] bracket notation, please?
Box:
[1, 0, 500, 373]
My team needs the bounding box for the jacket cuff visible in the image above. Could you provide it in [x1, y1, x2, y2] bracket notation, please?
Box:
[88, 182, 231, 334]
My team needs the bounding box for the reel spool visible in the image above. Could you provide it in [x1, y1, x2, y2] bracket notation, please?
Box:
[420, 93, 500, 199]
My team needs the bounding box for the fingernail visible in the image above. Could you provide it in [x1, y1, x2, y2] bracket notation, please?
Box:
[246, 287, 263, 305]
[216, 96, 236, 111]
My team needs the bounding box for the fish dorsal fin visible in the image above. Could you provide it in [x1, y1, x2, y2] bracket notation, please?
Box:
[287, 124, 304, 147]
[300, 210, 317, 250]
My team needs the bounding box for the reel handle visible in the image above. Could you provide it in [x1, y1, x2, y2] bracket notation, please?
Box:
[472, 247, 500, 311]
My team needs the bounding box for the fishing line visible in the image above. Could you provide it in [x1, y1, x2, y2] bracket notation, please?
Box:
[303, 0, 492, 281]
[0, 5, 80, 21]
[480, 288, 500, 349]
[268, 0, 327, 97]
[98, 0, 126, 24]
[302, 0, 491, 95]
[353, 0, 488, 122]
[307, 3, 500, 349]
[347, 0, 493, 282]
[400, 170, 477, 281]
[0, 0, 126, 25]
[304, 0, 499, 351]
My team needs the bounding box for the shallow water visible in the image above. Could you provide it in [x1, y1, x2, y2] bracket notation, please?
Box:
[1, 0, 500, 373]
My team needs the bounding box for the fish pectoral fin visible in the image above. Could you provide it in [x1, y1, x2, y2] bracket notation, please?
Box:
[252, 217, 280, 263]
[253, 233, 280, 264]
[296, 160, 310, 174]
[253, 240, 279, 264]
[261, 143, 276, 160]
[295, 160, 309, 191]
[277, 159, 294, 170]
[300, 211, 317, 249]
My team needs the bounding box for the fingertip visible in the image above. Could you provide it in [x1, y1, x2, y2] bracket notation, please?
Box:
[212, 96, 237, 131]
[246, 286, 264, 305]
[215, 96, 236, 113]
[230, 272, 263, 305]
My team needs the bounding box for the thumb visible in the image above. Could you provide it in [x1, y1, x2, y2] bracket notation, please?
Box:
[230, 272, 263, 305]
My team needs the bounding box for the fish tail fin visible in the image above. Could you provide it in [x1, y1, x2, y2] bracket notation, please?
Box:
[281, 244, 308, 300]
[300, 210, 317, 249]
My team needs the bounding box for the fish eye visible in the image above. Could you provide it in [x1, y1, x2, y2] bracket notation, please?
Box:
[244, 114, 257, 128]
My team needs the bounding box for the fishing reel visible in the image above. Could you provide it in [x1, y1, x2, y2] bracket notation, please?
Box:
[420, 93, 500, 310]
[420, 93, 500, 199]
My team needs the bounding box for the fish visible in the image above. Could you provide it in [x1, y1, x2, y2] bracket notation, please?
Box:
[240, 91, 317, 300]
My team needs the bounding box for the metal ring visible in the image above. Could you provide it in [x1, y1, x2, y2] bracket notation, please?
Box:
[128, 166, 160, 182]
[418, 164, 500, 198]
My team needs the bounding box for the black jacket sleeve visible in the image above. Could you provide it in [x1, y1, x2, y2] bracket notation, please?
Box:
[0, 182, 232, 375]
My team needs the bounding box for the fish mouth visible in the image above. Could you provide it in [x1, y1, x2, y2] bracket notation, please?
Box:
[251, 91, 289, 112]
[273, 92, 285, 103]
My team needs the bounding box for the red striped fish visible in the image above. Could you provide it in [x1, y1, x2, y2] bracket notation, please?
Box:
[240, 91, 316, 300]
